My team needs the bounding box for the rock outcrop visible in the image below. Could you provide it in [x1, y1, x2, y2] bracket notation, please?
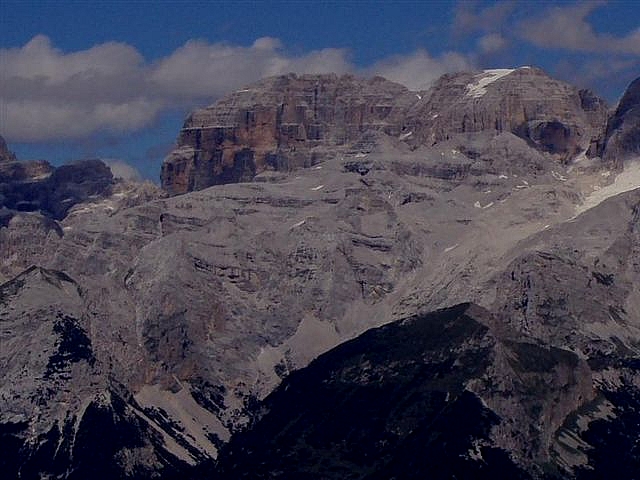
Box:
[0, 268, 192, 479]
[0, 153, 114, 222]
[162, 68, 608, 195]
[601, 76, 640, 163]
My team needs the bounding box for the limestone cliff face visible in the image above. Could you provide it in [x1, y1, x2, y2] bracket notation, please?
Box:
[601, 76, 640, 163]
[162, 69, 609, 195]
[161, 74, 414, 195]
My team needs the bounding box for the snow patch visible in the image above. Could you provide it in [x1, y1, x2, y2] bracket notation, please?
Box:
[399, 131, 413, 140]
[291, 219, 306, 228]
[576, 160, 640, 215]
[465, 69, 515, 98]
[135, 384, 229, 462]
[444, 243, 459, 253]
[475, 200, 494, 209]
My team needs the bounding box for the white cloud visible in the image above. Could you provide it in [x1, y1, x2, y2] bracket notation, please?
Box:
[478, 33, 507, 55]
[370, 49, 474, 91]
[0, 35, 472, 142]
[104, 159, 142, 181]
[519, 2, 640, 55]
[150, 38, 352, 99]
[3, 35, 144, 84]
[2, 99, 164, 142]
[453, 2, 516, 36]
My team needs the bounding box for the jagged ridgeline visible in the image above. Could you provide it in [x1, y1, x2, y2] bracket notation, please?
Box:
[1, 68, 640, 479]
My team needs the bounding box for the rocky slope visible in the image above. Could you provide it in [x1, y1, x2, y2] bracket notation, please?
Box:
[214, 303, 590, 479]
[1, 71, 639, 478]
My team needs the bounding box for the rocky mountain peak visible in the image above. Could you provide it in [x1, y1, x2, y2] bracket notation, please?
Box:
[0, 135, 16, 163]
[161, 67, 609, 195]
[161, 73, 413, 195]
[403, 66, 608, 161]
[0, 146, 115, 223]
[601, 75, 640, 163]
[4, 66, 640, 478]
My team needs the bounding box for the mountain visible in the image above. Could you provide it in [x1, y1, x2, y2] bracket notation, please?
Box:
[161, 68, 608, 195]
[0, 147, 115, 223]
[0, 135, 17, 163]
[160, 74, 414, 195]
[1, 70, 639, 478]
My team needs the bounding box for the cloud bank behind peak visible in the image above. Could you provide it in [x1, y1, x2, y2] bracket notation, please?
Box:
[0, 35, 474, 143]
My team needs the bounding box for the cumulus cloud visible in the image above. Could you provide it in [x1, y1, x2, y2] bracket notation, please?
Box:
[369, 50, 473, 91]
[150, 37, 352, 100]
[519, 2, 640, 55]
[1, 35, 158, 141]
[1, 35, 475, 143]
[0, 35, 359, 142]
[3, 35, 144, 84]
[478, 33, 507, 55]
[453, 1, 516, 37]
[104, 159, 142, 181]
[2, 99, 164, 142]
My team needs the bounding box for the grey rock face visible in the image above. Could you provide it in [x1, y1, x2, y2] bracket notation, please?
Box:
[602, 76, 640, 164]
[404, 67, 608, 161]
[0, 135, 17, 163]
[0, 156, 115, 223]
[161, 74, 414, 195]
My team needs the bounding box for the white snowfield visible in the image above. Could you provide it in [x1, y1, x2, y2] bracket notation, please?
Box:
[576, 159, 640, 215]
[466, 69, 515, 98]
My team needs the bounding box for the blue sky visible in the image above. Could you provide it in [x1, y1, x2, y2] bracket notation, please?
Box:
[1, 0, 639, 181]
